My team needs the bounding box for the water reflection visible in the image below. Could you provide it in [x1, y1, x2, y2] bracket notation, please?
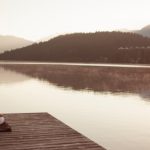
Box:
[0, 67, 29, 84]
[1, 64, 150, 150]
[1, 64, 150, 100]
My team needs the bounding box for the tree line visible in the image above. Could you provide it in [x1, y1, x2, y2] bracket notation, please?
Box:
[0, 32, 150, 64]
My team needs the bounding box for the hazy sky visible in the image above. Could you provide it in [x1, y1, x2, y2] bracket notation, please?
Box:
[0, 0, 150, 41]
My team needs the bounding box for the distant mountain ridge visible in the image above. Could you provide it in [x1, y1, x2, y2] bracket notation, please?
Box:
[119, 25, 150, 38]
[0, 35, 33, 53]
[1, 32, 150, 64]
[135, 25, 150, 38]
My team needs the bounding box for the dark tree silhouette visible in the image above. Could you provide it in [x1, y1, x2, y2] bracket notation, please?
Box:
[0, 32, 150, 64]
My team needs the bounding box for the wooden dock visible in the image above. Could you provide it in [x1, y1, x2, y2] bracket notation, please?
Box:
[0, 113, 106, 150]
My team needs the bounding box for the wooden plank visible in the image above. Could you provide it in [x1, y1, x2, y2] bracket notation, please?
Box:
[0, 113, 106, 150]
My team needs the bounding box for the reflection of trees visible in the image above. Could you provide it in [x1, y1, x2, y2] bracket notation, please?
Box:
[1, 64, 150, 99]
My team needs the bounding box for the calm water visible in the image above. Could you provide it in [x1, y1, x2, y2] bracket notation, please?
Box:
[1, 63, 150, 150]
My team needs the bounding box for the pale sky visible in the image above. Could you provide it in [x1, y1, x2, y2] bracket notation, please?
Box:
[0, 0, 150, 41]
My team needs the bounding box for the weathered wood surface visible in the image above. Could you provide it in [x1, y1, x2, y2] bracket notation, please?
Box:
[0, 113, 106, 150]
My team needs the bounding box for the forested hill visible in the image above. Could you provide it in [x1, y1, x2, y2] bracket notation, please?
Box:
[0, 32, 150, 63]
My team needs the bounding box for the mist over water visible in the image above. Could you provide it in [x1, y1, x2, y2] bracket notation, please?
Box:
[0, 63, 150, 150]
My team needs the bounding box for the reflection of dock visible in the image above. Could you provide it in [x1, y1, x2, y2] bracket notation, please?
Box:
[1, 113, 105, 150]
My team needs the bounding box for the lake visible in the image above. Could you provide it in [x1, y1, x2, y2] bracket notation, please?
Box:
[0, 62, 150, 150]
